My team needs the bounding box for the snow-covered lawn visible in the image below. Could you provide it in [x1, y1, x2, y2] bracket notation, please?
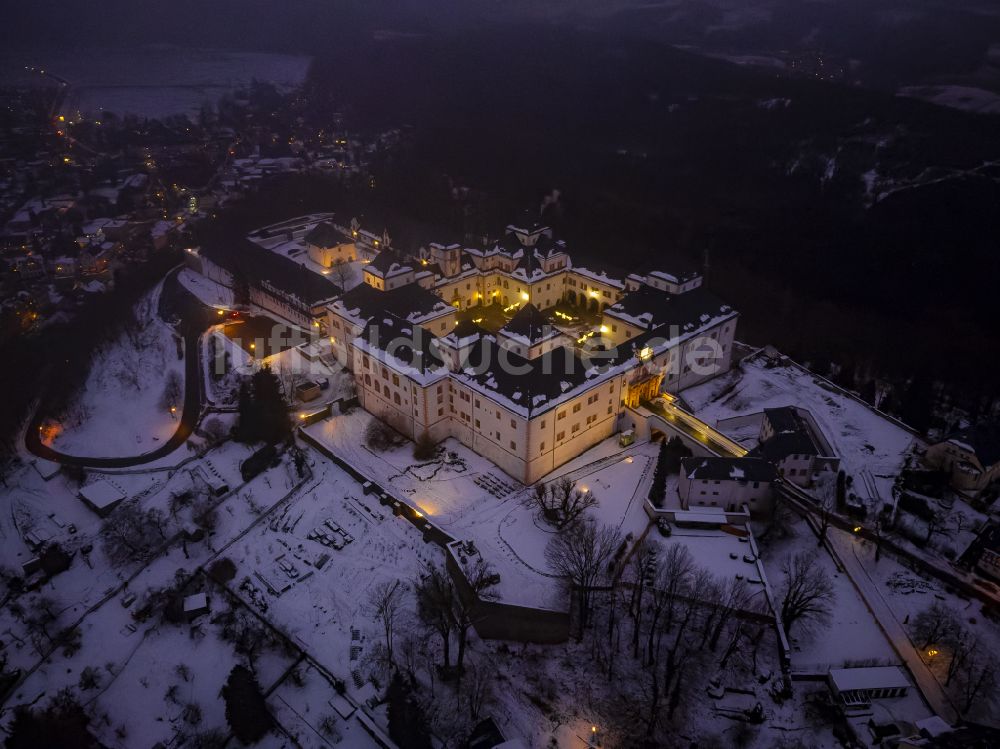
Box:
[759, 516, 898, 672]
[46, 289, 184, 458]
[305, 410, 662, 609]
[683, 353, 919, 507]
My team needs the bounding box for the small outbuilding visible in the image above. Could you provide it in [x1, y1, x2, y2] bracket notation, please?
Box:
[182, 592, 210, 621]
[78, 479, 127, 517]
[829, 666, 910, 708]
[295, 380, 322, 402]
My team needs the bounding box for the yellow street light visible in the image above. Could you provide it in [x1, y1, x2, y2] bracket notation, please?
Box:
[928, 649, 939, 657]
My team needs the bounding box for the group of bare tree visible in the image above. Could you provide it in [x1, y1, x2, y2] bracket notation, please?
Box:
[544, 521, 621, 639]
[364, 556, 501, 747]
[563, 536, 773, 744]
[100, 499, 171, 565]
[910, 601, 998, 716]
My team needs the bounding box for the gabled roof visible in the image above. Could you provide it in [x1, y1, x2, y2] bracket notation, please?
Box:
[943, 423, 1000, 468]
[200, 238, 341, 306]
[605, 284, 736, 333]
[454, 338, 608, 418]
[499, 303, 556, 345]
[304, 221, 351, 248]
[332, 283, 451, 325]
[441, 318, 486, 346]
[682, 457, 777, 484]
[764, 406, 803, 434]
[365, 249, 412, 278]
[357, 313, 445, 376]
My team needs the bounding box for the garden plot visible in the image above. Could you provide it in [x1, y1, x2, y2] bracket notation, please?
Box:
[45, 289, 185, 458]
[266, 662, 384, 749]
[216, 459, 442, 685]
[683, 353, 918, 507]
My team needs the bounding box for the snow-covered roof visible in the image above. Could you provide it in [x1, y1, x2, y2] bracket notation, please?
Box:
[79, 479, 126, 509]
[682, 457, 777, 483]
[182, 592, 209, 613]
[829, 666, 910, 693]
[670, 509, 728, 525]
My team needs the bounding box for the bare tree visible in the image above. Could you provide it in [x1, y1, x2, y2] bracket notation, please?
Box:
[704, 576, 753, 652]
[160, 370, 183, 412]
[330, 258, 352, 290]
[414, 561, 456, 673]
[644, 543, 695, 665]
[100, 500, 170, 564]
[813, 473, 837, 544]
[911, 601, 960, 650]
[545, 522, 622, 640]
[527, 477, 599, 530]
[925, 509, 953, 547]
[367, 580, 406, 666]
[779, 551, 835, 636]
[958, 653, 998, 716]
[627, 539, 658, 660]
[463, 659, 497, 723]
[452, 557, 498, 677]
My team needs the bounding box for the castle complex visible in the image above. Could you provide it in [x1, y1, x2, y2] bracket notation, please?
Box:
[192, 216, 739, 483]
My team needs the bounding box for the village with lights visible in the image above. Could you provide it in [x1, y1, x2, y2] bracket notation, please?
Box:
[2, 62, 1000, 749]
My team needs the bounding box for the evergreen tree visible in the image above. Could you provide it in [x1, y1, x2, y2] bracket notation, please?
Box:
[386, 673, 432, 749]
[235, 367, 291, 445]
[662, 436, 693, 475]
[221, 665, 272, 745]
[647, 440, 669, 506]
[5, 688, 99, 749]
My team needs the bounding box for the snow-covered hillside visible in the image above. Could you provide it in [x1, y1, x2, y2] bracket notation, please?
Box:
[46, 288, 184, 458]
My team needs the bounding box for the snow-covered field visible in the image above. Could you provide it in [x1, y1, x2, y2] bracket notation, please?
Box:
[46, 288, 184, 458]
[898, 85, 1000, 115]
[683, 353, 919, 507]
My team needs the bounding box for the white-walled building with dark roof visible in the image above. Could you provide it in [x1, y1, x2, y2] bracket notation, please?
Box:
[678, 456, 778, 516]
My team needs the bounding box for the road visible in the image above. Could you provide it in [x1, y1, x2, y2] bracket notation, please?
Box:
[826, 528, 959, 723]
[24, 267, 215, 468]
[641, 397, 748, 457]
